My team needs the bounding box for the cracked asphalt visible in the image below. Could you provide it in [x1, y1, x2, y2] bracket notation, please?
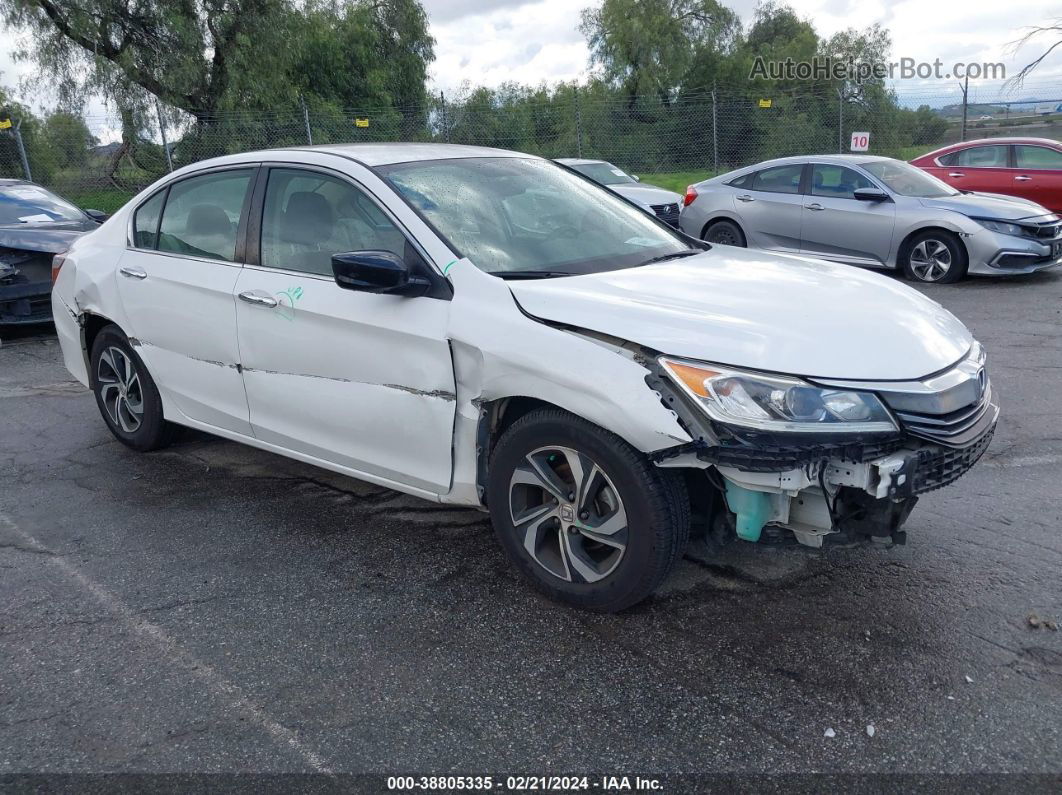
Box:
[1, 270, 1060, 779]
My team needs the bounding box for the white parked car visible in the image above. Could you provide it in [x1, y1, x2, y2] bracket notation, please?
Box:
[53, 144, 998, 611]
[556, 158, 682, 226]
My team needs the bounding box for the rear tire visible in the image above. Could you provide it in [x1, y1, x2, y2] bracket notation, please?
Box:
[488, 408, 689, 612]
[901, 230, 967, 284]
[703, 219, 746, 247]
[89, 325, 177, 451]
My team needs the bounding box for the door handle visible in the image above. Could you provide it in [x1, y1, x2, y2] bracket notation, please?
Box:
[736, 194, 755, 202]
[804, 203, 825, 211]
[238, 291, 279, 308]
[119, 266, 147, 280]
[948, 172, 965, 178]
[1014, 175, 1032, 181]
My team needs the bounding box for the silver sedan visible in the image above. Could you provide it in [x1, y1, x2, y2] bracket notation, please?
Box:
[679, 155, 1062, 283]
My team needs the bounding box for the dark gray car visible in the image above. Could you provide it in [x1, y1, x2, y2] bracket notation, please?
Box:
[0, 179, 103, 324]
[679, 155, 1062, 283]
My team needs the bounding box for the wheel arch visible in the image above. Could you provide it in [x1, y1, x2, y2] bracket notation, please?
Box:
[80, 311, 125, 373]
[894, 225, 969, 269]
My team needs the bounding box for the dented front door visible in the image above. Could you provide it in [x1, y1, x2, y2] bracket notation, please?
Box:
[232, 265, 457, 494]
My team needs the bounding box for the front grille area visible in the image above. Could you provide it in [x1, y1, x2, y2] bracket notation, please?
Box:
[1029, 222, 1061, 240]
[910, 426, 995, 494]
[651, 202, 681, 226]
[891, 382, 996, 448]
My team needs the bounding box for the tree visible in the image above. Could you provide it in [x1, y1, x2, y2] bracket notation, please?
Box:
[580, 0, 740, 107]
[1, 0, 435, 120]
[41, 110, 96, 168]
[1008, 17, 1062, 87]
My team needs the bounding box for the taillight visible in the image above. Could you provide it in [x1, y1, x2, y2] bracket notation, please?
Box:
[51, 254, 66, 284]
[683, 185, 698, 207]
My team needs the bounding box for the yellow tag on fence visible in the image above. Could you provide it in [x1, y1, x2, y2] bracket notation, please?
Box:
[757, 99, 772, 109]
[0, 119, 12, 129]
[354, 118, 369, 128]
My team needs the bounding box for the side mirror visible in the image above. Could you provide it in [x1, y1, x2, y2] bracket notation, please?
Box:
[853, 187, 890, 202]
[632, 174, 641, 182]
[83, 208, 108, 222]
[332, 250, 430, 297]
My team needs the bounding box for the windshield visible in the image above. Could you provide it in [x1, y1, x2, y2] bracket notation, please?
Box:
[0, 183, 85, 224]
[860, 160, 958, 198]
[379, 157, 691, 276]
[571, 162, 637, 186]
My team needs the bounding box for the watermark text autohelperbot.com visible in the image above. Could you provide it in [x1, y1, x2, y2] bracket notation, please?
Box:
[750, 56, 1006, 82]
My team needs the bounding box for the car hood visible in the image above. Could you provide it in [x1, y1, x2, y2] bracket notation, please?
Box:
[0, 219, 98, 254]
[610, 184, 682, 207]
[507, 248, 973, 381]
[919, 193, 1057, 221]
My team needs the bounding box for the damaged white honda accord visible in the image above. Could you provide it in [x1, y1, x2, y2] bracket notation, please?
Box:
[52, 144, 998, 611]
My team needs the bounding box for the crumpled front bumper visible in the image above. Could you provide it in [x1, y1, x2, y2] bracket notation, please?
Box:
[0, 278, 53, 324]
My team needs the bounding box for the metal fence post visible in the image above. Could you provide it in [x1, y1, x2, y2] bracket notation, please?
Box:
[575, 86, 583, 158]
[156, 99, 173, 172]
[13, 119, 31, 182]
[440, 91, 448, 143]
[959, 75, 969, 142]
[837, 88, 844, 153]
[300, 95, 313, 145]
[711, 86, 718, 171]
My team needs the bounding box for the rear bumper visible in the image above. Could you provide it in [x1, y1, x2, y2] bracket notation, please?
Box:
[0, 279, 52, 325]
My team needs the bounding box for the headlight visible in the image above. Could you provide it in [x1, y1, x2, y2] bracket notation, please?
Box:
[975, 218, 1025, 237]
[660, 358, 897, 434]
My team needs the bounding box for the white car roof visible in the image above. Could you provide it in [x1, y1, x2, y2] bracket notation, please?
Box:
[190, 143, 535, 169]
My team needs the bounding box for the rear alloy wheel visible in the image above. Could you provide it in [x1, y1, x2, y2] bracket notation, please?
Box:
[703, 219, 746, 247]
[89, 325, 177, 451]
[488, 408, 688, 612]
[902, 231, 967, 284]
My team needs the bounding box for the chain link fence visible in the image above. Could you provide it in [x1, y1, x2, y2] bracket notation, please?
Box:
[3, 83, 1061, 210]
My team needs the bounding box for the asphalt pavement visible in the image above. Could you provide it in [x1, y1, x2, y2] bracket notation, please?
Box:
[1, 270, 1060, 783]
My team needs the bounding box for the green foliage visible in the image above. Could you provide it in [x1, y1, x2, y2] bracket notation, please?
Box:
[41, 111, 96, 168]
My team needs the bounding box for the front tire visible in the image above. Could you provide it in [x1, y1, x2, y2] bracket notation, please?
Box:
[901, 230, 968, 283]
[487, 408, 689, 612]
[89, 325, 177, 451]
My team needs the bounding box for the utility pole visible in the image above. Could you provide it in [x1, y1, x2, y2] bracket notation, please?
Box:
[300, 94, 313, 146]
[156, 99, 173, 172]
[959, 75, 969, 142]
[13, 119, 31, 182]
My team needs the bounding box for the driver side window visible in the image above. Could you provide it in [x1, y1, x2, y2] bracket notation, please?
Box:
[260, 169, 406, 276]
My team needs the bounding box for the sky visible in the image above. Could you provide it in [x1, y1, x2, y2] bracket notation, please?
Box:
[2, 0, 1061, 138]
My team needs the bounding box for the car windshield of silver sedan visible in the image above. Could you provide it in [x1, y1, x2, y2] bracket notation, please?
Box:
[861, 160, 958, 198]
[571, 162, 637, 185]
[0, 184, 85, 224]
[379, 157, 692, 277]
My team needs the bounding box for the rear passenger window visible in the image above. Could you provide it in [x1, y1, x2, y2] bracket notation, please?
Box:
[727, 173, 753, 189]
[157, 169, 253, 262]
[133, 190, 165, 249]
[260, 168, 407, 276]
[751, 164, 803, 194]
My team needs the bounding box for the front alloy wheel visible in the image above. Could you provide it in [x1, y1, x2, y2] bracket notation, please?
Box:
[903, 231, 967, 284]
[509, 445, 628, 584]
[488, 408, 689, 612]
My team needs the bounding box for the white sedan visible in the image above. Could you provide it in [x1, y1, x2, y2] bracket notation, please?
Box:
[52, 144, 998, 611]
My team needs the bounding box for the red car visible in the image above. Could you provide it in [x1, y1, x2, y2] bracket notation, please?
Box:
[910, 137, 1062, 214]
